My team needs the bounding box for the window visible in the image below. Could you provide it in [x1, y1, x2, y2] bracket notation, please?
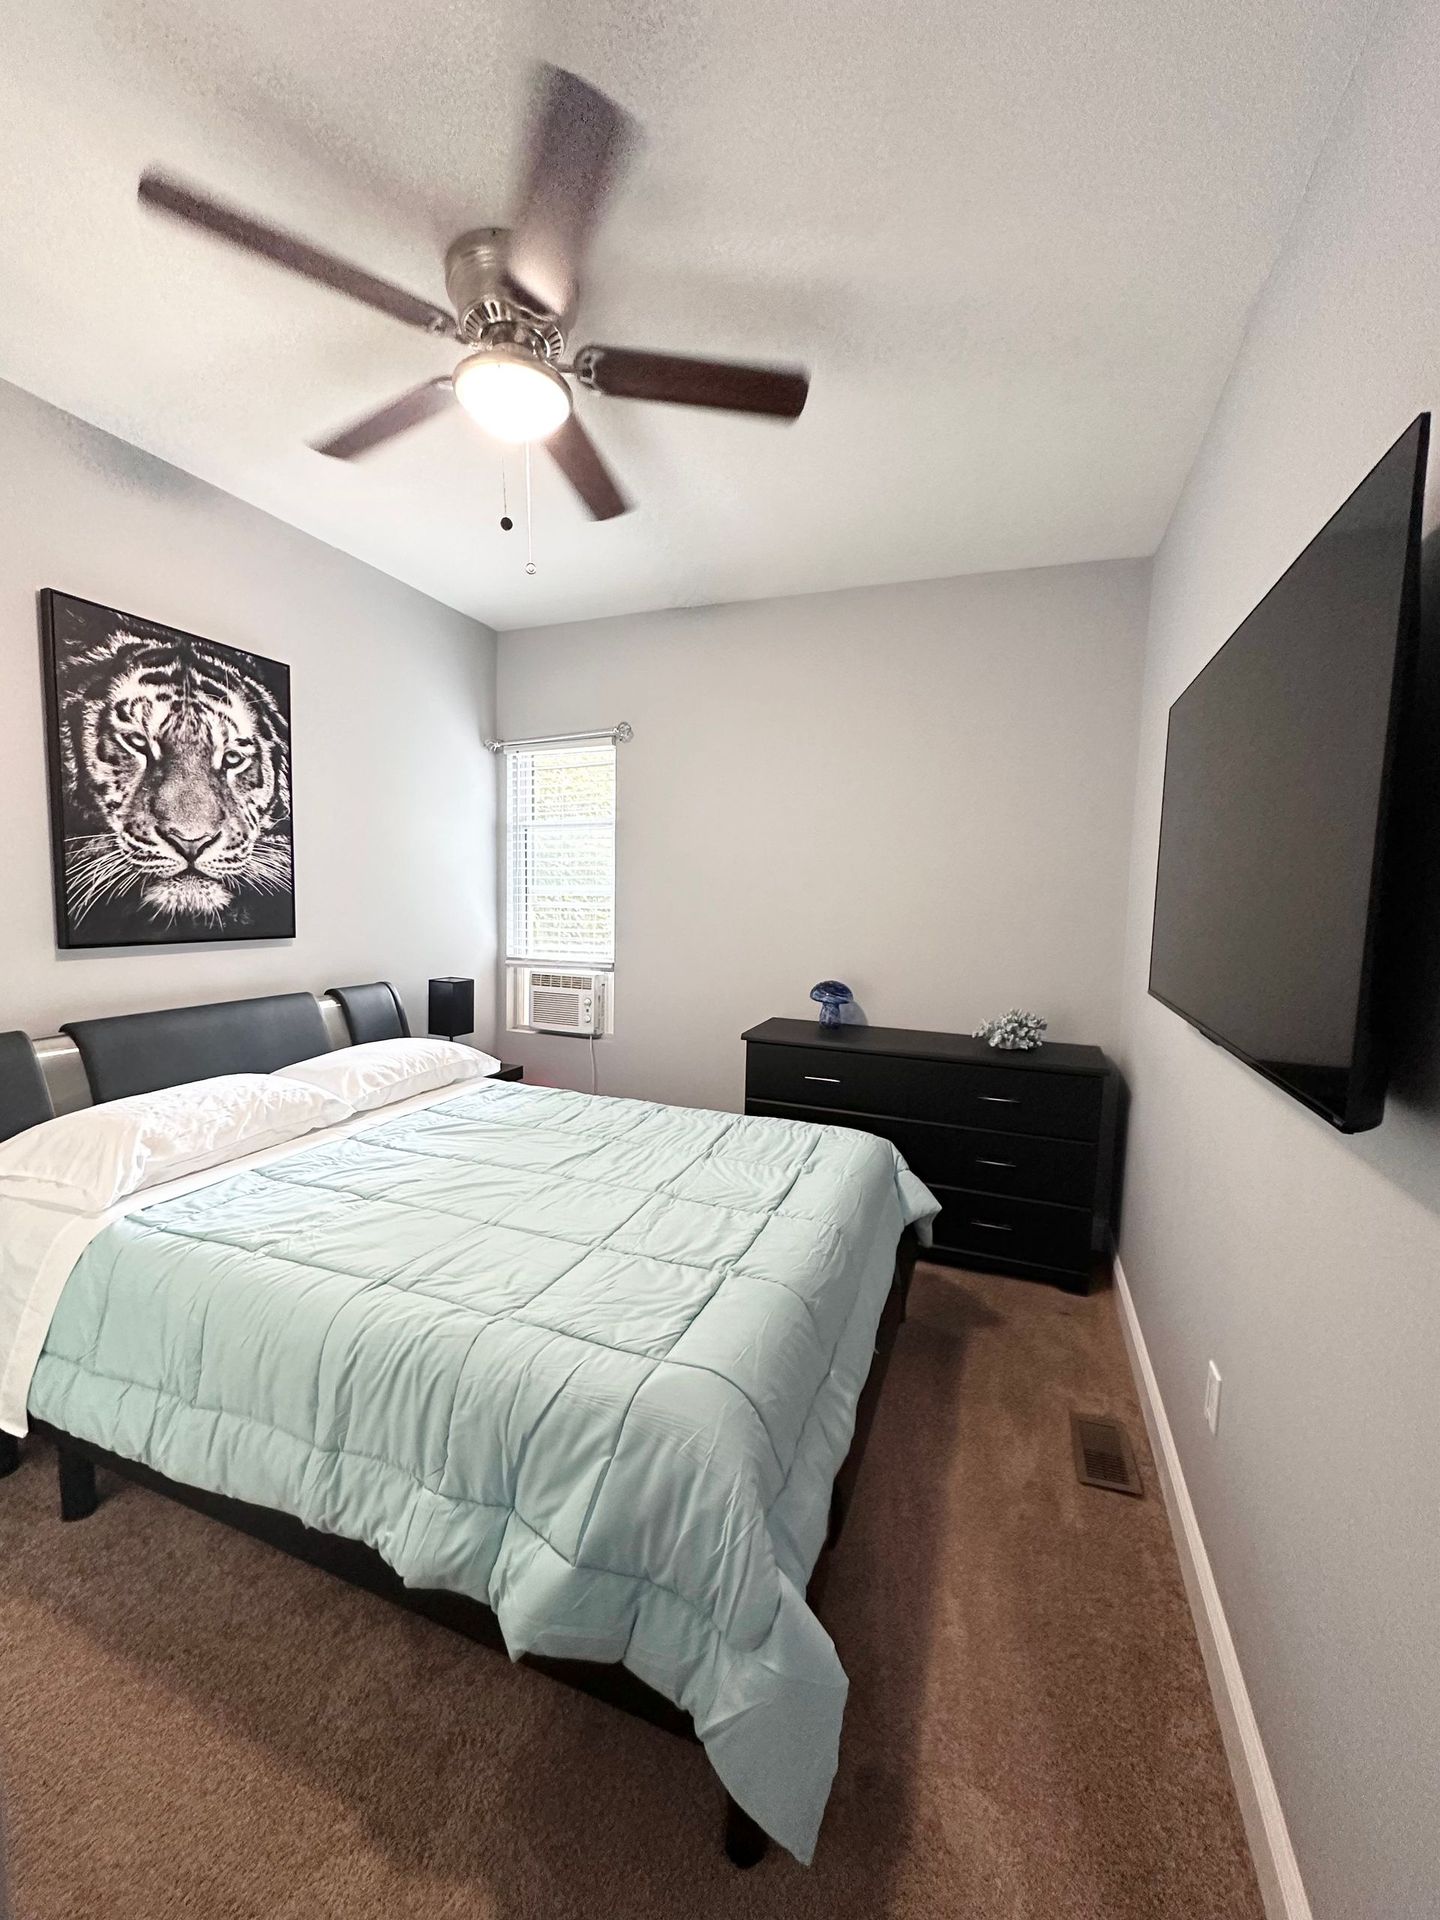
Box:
[505, 741, 616, 968]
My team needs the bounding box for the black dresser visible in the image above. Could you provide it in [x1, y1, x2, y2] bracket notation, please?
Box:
[742, 1018, 1120, 1291]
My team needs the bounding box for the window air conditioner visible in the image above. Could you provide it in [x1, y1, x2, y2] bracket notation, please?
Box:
[526, 970, 606, 1035]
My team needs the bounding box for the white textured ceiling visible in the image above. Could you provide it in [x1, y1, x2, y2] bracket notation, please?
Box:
[0, 0, 1377, 630]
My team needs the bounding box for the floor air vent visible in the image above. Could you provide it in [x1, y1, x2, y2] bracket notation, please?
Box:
[1070, 1412, 1143, 1497]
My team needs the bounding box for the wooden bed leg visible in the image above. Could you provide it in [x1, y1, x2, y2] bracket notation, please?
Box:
[723, 1795, 768, 1868]
[57, 1446, 98, 1522]
[897, 1244, 916, 1321]
[826, 1481, 848, 1551]
[0, 1433, 20, 1479]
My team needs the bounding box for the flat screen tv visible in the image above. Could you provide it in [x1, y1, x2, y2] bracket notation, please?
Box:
[1148, 414, 1428, 1133]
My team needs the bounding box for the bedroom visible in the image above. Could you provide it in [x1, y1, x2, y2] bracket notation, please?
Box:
[0, 3, 1436, 1918]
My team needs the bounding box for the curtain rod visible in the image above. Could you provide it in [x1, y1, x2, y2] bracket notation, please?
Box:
[484, 723, 633, 753]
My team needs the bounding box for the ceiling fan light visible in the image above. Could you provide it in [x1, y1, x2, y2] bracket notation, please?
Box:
[452, 347, 572, 444]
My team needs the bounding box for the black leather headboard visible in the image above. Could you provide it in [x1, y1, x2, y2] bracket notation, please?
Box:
[62, 992, 332, 1103]
[0, 1032, 55, 1142]
[327, 981, 411, 1045]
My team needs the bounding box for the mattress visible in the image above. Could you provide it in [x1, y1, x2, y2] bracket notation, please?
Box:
[23, 1079, 937, 1860]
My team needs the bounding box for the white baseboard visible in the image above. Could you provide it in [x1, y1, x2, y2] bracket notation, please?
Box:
[1111, 1255, 1312, 1920]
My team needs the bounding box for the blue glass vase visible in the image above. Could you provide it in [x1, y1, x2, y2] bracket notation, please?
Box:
[810, 980, 853, 1029]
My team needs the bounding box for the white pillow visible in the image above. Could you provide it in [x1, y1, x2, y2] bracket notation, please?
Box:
[0, 1073, 353, 1216]
[274, 1037, 500, 1113]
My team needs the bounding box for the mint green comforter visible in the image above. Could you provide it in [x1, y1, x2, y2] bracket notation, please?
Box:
[28, 1080, 937, 1859]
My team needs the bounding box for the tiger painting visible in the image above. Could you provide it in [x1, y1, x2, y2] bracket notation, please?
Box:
[42, 592, 295, 947]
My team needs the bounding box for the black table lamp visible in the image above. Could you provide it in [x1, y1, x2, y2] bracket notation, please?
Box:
[428, 977, 475, 1041]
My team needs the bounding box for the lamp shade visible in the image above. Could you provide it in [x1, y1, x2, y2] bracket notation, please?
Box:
[428, 977, 475, 1040]
[452, 348, 572, 443]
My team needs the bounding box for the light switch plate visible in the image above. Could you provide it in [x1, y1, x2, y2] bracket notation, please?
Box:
[1204, 1360, 1222, 1435]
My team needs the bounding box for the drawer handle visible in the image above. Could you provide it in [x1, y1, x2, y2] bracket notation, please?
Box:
[976, 1157, 1017, 1169]
[804, 1074, 842, 1084]
[970, 1219, 1013, 1232]
[979, 1095, 1019, 1105]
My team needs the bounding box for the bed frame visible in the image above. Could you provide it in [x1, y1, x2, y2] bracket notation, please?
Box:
[0, 985, 916, 1867]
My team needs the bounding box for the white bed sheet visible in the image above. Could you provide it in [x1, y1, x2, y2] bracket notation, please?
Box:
[0, 1079, 476, 1436]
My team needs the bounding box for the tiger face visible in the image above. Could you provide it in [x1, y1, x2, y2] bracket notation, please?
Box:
[59, 632, 291, 929]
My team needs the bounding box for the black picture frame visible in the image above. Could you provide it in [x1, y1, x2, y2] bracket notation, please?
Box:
[39, 590, 296, 949]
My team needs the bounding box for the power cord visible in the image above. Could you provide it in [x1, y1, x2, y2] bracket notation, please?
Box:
[589, 1030, 599, 1097]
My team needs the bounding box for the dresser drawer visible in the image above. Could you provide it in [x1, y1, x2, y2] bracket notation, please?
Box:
[929, 1187, 1093, 1274]
[937, 1063, 1103, 1141]
[745, 1100, 970, 1185]
[745, 1042, 1104, 1141]
[948, 1128, 1097, 1207]
[745, 1042, 916, 1117]
[744, 1100, 1098, 1211]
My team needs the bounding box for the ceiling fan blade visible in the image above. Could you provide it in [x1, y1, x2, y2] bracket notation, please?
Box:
[311, 377, 455, 459]
[139, 171, 455, 337]
[575, 346, 809, 419]
[545, 413, 630, 519]
[504, 64, 631, 320]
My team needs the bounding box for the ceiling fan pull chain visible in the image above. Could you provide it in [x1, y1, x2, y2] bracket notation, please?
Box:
[499, 457, 513, 532]
[524, 442, 537, 575]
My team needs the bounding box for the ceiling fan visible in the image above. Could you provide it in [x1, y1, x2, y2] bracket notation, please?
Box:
[137, 64, 811, 521]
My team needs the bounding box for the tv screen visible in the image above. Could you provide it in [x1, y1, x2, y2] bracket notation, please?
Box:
[1148, 415, 1428, 1133]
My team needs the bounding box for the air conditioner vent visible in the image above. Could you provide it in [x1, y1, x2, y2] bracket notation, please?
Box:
[511, 966, 609, 1035]
[531, 986, 587, 1029]
[1070, 1412, 1142, 1497]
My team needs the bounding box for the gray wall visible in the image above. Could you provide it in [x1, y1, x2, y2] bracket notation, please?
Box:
[0, 380, 498, 1042]
[497, 562, 1149, 1109]
[1115, 1, 1440, 1913]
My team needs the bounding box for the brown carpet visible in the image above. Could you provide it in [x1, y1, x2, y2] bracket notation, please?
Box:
[0, 1265, 1263, 1920]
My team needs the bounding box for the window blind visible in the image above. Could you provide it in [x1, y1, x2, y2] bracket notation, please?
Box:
[505, 741, 616, 965]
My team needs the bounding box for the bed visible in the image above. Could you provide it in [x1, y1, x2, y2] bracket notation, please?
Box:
[0, 988, 937, 1866]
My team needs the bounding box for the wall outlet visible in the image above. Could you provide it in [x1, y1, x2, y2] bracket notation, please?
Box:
[1204, 1360, 1222, 1435]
